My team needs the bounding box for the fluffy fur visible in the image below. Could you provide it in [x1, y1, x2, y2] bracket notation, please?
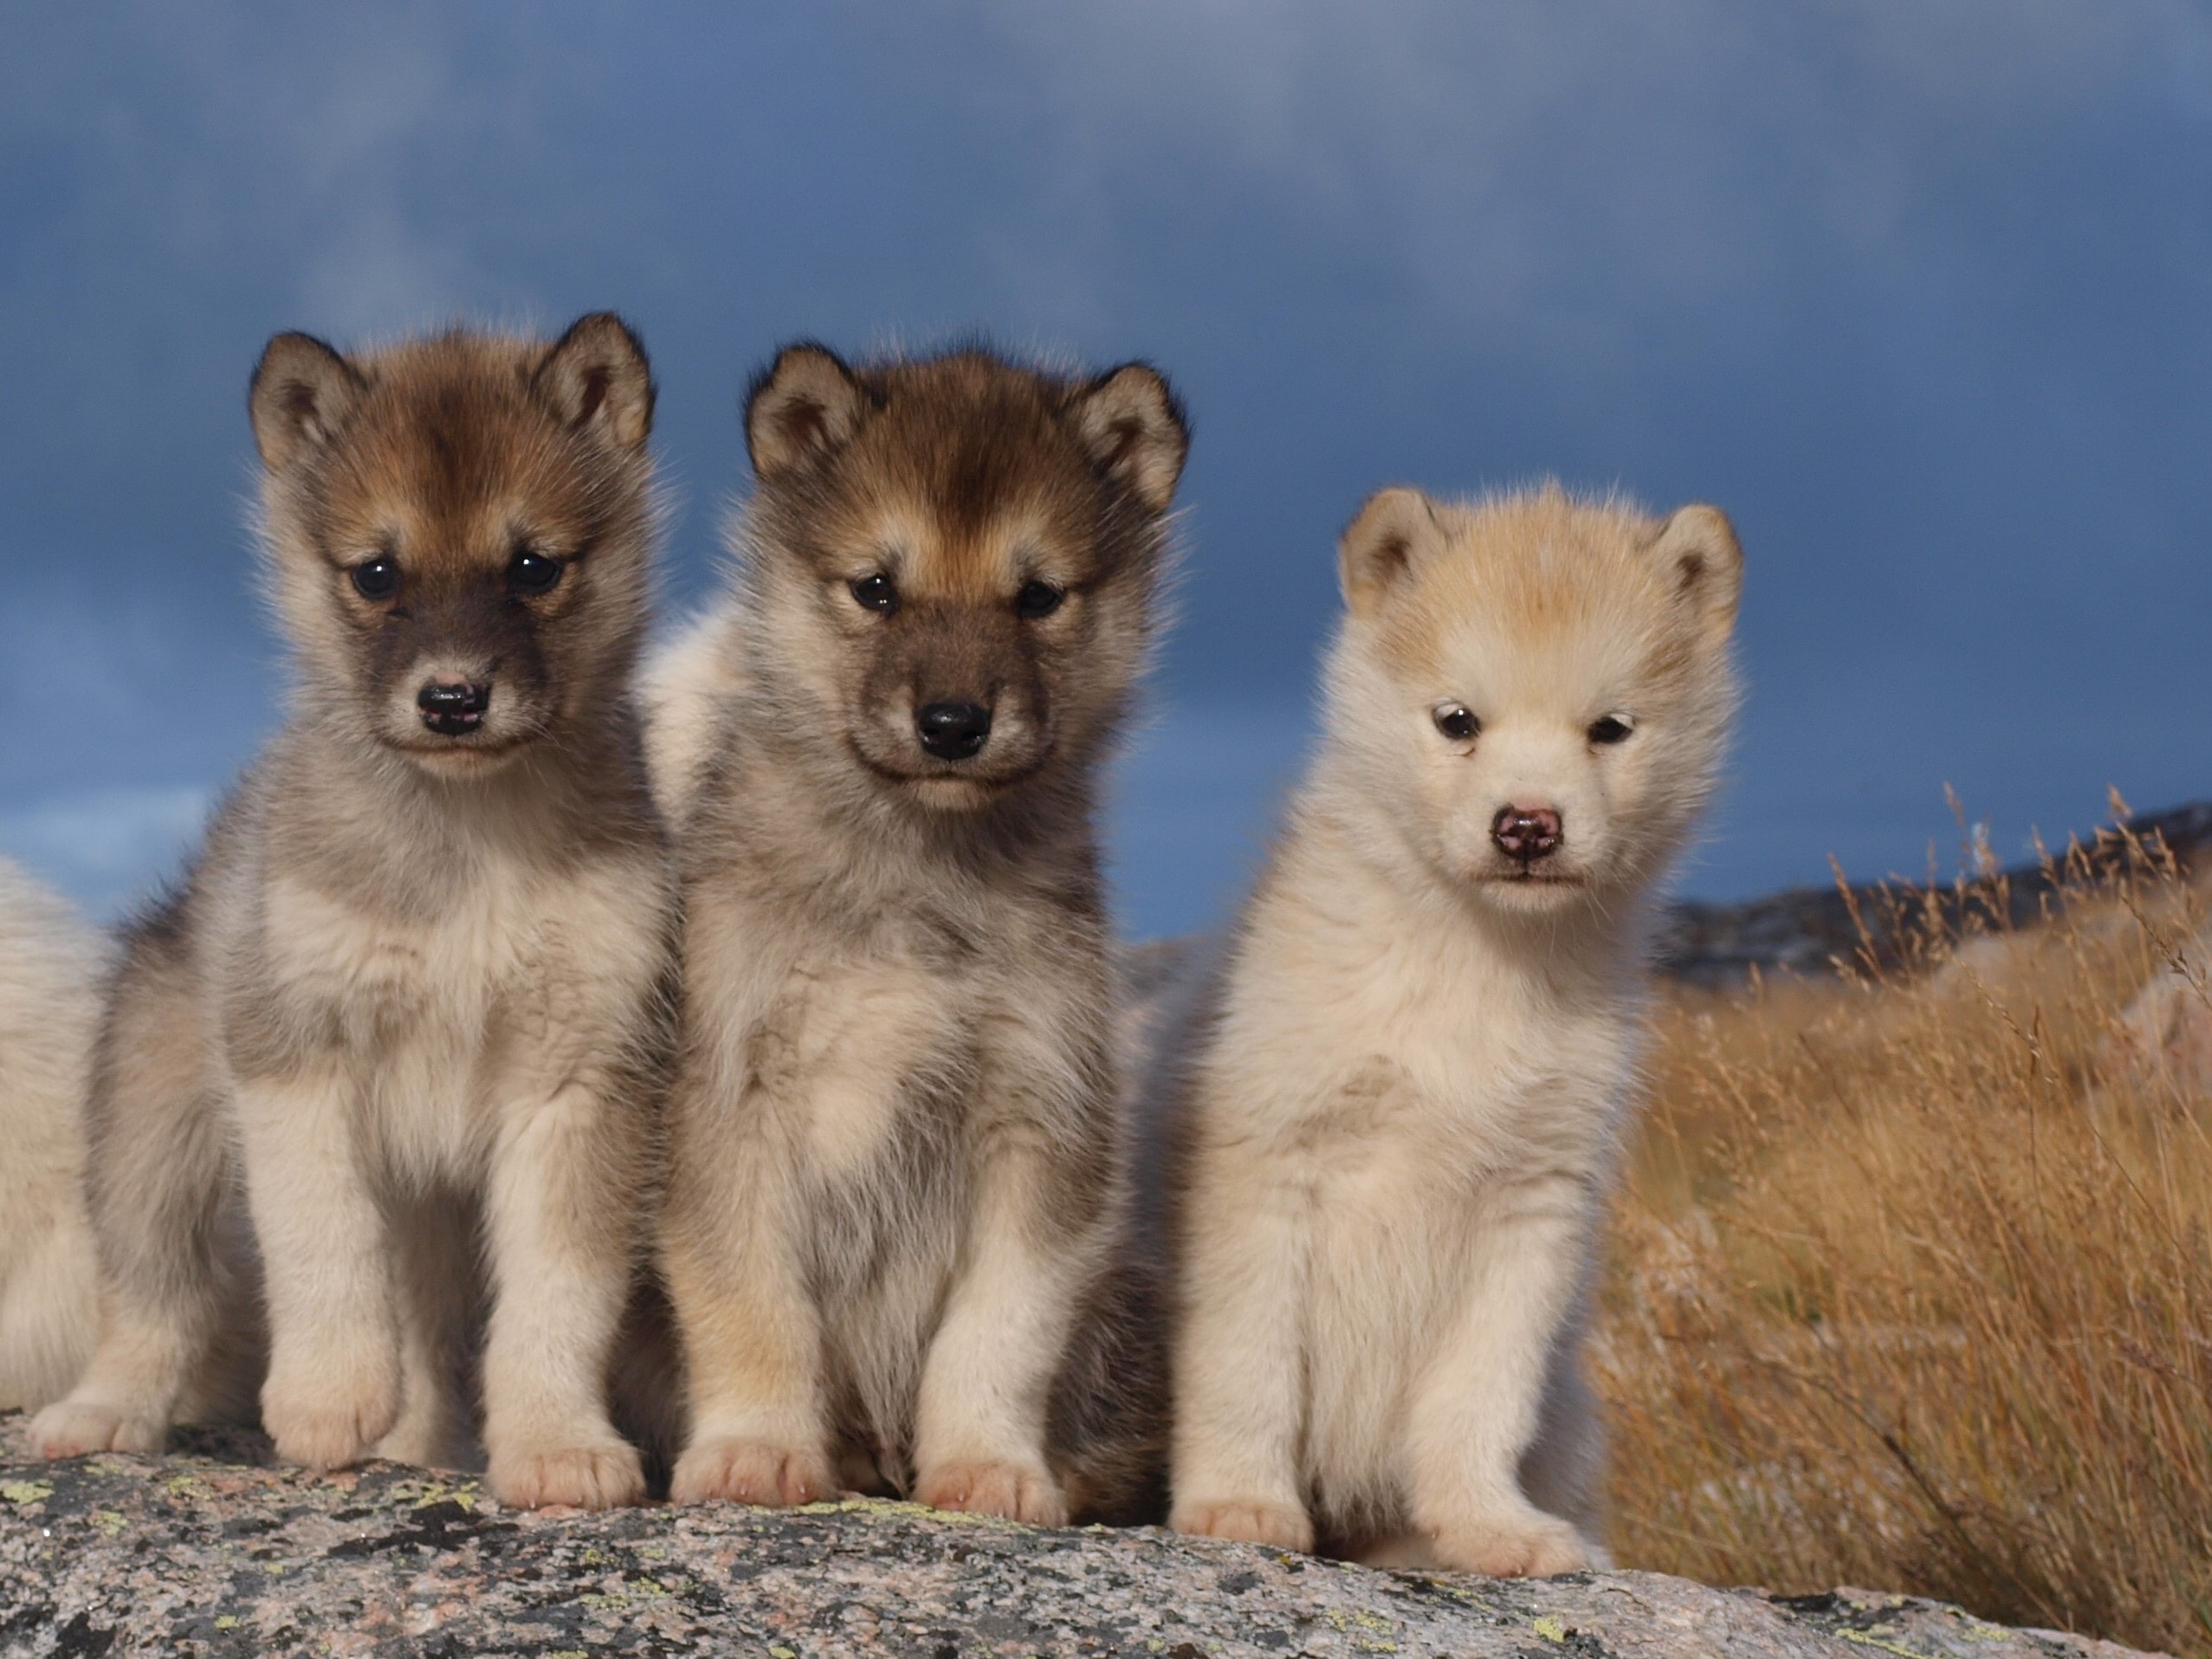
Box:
[0, 860, 108, 1410]
[1165, 483, 1743, 1572]
[28, 317, 676, 1510]
[637, 601, 747, 832]
[655, 342, 1187, 1524]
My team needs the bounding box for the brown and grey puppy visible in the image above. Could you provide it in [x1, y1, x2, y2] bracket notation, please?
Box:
[1167, 484, 1743, 1572]
[653, 343, 1187, 1523]
[0, 859, 109, 1411]
[28, 317, 675, 1510]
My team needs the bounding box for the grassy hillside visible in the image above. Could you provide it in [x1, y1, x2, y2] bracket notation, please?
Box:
[1599, 827, 2212, 1657]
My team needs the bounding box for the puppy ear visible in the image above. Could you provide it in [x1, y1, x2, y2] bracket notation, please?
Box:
[1069, 363, 1188, 513]
[249, 333, 364, 473]
[746, 342, 866, 481]
[1648, 504, 1743, 645]
[534, 311, 655, 453]
[1338, 487, 1439, 616]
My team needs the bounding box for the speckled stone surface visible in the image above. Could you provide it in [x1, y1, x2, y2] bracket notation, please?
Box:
[0, 1417, 2153, 1657]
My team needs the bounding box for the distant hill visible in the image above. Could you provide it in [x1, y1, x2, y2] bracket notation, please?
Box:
[1653, 799, 2212, 985]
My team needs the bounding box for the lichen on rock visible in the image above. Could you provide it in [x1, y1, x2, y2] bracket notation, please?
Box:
[0, 1417, 2154, 1657]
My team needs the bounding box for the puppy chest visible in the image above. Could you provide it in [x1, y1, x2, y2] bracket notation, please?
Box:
[752, 959, 980, 1180]
[263, 877, 534, 1028]
[256, 875, 594, 1164]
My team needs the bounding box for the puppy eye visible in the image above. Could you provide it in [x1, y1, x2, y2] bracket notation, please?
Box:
[350, 558, 400, 601]
[1014, 580, 1065, 619]
[1433, 703, 1480, 742]
[508, 546, 564, 596]
[1588, 714, 1635, 745]
[851, 573, 899, 615]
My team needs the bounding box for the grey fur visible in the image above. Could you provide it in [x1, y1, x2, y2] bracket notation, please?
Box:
[30, 319, 676, 1513]
[656, 344, 1187, 1524]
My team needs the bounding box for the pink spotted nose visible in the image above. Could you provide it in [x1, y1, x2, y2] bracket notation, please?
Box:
[1491, 803, 1563, 863]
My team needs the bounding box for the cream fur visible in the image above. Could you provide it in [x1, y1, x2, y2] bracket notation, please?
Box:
[1167, 483, 1742, 1574]
[637, 599, 748, 831]
[0, 859, 107, 1410]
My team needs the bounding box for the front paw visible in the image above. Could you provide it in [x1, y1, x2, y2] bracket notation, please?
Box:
[1170, 1495, 1315, 1552]
[491, 1436, 647, 1510]
[915, 1459, 1067, 1526]
[670, 1435, 837, 1507]
[1430, 1508, 1593, 1578]
[29, 1397, 165, 1460]
[262, 1364, 400, 1472]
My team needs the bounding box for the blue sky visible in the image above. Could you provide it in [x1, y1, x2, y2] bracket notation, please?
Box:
[2, 3, 2207, 938]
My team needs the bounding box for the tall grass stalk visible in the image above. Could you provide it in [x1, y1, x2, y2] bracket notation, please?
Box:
[1600, 831, 2212, 1656]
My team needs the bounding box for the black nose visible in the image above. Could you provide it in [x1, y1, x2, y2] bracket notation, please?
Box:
[1491, 803, 1564, 863]
[915, 701, 992, 761]
[417, 680, 491, 737]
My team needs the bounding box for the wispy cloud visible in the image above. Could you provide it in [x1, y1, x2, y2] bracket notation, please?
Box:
[1, 3, 2206, 935]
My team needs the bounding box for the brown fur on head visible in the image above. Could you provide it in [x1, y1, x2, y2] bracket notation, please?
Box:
[735, 342, 1187, 813]
[249, 314, 658, 777]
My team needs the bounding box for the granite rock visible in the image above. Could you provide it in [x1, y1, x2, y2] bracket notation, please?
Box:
[0, 1420, 2157, 1658]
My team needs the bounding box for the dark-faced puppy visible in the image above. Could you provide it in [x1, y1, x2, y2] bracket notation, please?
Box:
[32, 318, 676, 1513]
[255, 321, 656, 774]
[653, 343, 1185, 1523]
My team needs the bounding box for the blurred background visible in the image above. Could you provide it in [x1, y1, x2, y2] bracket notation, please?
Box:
[2, 3, 2207, 937]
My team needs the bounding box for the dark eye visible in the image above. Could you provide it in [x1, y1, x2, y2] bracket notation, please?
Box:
[508, 546, 564, 595]
[1014, 580, 1065, 619]
[1433, 703, 1479, 742]
[350, 558, 400, 601]
[851, 574, 898, 614]
[1588, 715, 1635, 745]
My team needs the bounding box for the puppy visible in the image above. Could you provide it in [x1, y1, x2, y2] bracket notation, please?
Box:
[656, 343, 1186, 1523]
[0, 859, 108, 1411]
[29, 317, 674, 1509]
[1167, 483, 1743, 1572]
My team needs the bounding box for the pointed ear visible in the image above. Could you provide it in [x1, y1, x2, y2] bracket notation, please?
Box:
[745, 342, 866, 481]
[249, 333, 364, 472]
[1648, 503, 1743, 645]
[1068, 363, 1188, 513]
[534, 311, 654, 453]
[1338, 487, 1439, 617]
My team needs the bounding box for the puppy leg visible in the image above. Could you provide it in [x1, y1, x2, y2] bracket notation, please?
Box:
[912, 1126, 1093, 1526]
[0, 1209, 99, 1413]
[479, 1079, 646, 1510]
[662, 1121, 836, 1509]
[1167, 1137, 1316, 1553]
[32, 966, 237, 1459]
[235, 1071, 402, 1473]
[29, 1293, 199, 1460]
[1403, 1176, 1597, 1578]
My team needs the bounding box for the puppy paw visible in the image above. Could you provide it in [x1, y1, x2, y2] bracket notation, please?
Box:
[491, 1437, 647, 1511]
[262, 1368, 399, 1472]
[915, 1459, 1068, 1526]
[670, 1435, 837, 1507]
[1170, 1496, 1315, 1552]
[28, 1397, 165, 1460]
[1430, 1509, 1593, 1578]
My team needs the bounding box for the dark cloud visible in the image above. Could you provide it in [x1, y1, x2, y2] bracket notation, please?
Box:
[2, 1, 2207, 929]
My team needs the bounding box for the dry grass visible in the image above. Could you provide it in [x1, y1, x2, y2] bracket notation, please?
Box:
[1598, 830, 2212, 1656]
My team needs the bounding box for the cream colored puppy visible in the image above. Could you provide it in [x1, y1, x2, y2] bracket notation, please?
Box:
[1167, 483, 1742, 1573]
[637, 601, 747, 833]
[0, 859, 107, 1410]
